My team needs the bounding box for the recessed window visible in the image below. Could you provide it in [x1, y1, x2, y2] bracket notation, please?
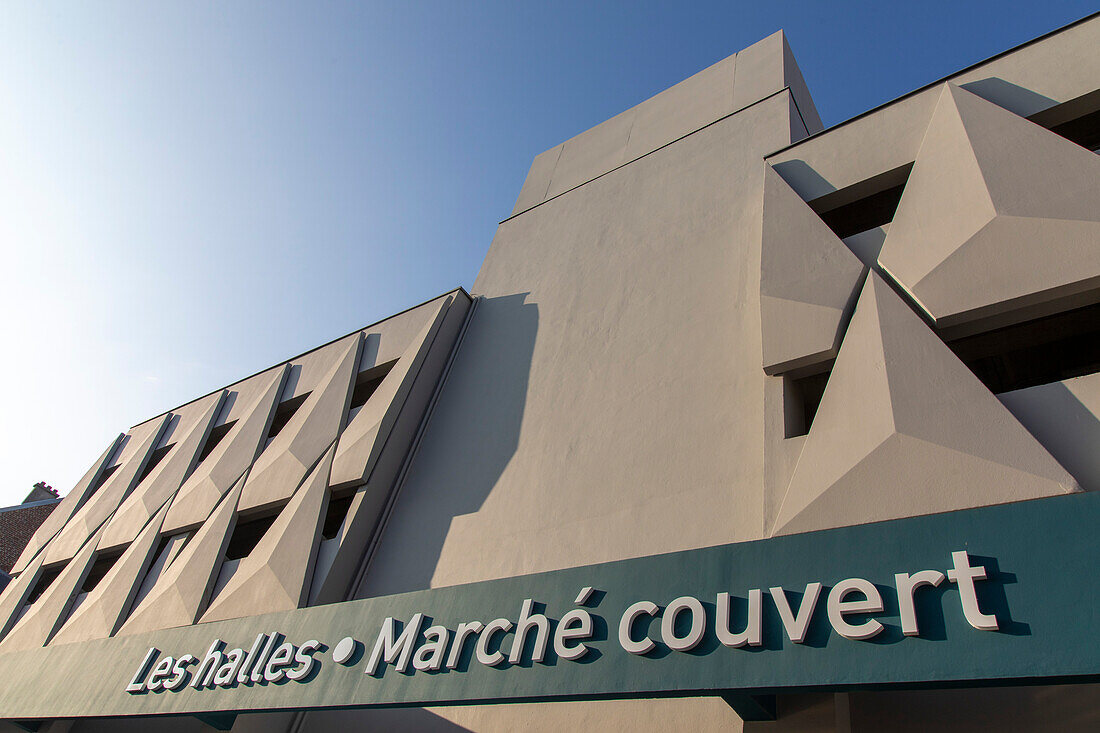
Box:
[136, 444, 173, 484]
[784, 369, 831, 438]
[808, 164, 911, 239]
[25, 564, 63, 605]
[321, 494, 355, 540]
[224, 511, 280, 561]
[197, 420, 236, 462]
[948, 301, 1100, 394]
[266, 394, 309, 444]
[350, 360, 397, 412]
[81, 551, 122, 594]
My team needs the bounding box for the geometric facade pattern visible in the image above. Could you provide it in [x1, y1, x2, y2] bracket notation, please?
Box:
[771, 274, 1079, 536]
[760, 164, 865, 375]
[0, 291, 470, 647]
[760, 79, 1098, 538]
[879, 83, 1100, 330]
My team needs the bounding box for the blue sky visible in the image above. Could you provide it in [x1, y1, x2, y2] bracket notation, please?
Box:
[0, 1, 1094, 506]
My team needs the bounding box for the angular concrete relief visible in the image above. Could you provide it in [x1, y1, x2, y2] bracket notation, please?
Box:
[10, 436, 123, 575]
[331, 299, 450, 487]
[879, 83, 1100, 329]
[0, 526, 105, 653]
[238, 334, 361, 513]
[1000, 373, 1100, 493]
[0, 548, 46, 639]
[772, 274, 1079, 536]
[760, 164, 865, 374]
[202, 445, 335, 623]
[118, 474, 245, 636]
[163, 367, 287, 534]
[100, 392, 225, 550]
[50, 500, 172, 645]
[43, 416, 171, 566]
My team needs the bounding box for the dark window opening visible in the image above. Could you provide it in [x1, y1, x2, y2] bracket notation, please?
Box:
[224, 511, 280, 561]
[198, 420, 236, 462]
[784, 369, 831, 438]
[322, 494, 355, 540]
[88, 463, 119, 497]
[81, 551, 122, 594]
[1029, 89, 1100, 152]
[948, 301, 1100, 394]
[1047, 108, 1100, 152]
[137, 444, 173, 484]
[267, 394, 309, 442]
[350, 360, 397, 411]
[807, 164, 911, 240]
[26, 565, 63, 605]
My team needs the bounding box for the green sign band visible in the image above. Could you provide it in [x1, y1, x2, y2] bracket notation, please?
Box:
[1, 491, 1097, 720]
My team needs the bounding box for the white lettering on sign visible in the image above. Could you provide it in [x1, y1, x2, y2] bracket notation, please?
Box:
[125, 550, 1002, 694]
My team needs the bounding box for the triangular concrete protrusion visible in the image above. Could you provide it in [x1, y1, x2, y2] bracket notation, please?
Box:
[239, 334, 361, 513]
[880, 83, 1100, 328]
[760, 165, 865, 374]
[101, 392, 225, 550]
[163, 366, 288, 534]
[10, 436, 123, 575]
[331, 299, 450, 487]
[202, 445, 335, 623]
[0, 549, 47, 640]
[51, 499, 173, 645]
[118, 473, 245, 636]
[0, 525, 107, 653]
[44, 416, 172, 565]
[773, 274, 1079, 536]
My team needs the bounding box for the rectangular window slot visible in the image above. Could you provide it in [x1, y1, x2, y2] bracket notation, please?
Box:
[321, 494, 355, 540]
[26, 565, 63, 605]
[136, 444, 173, 485]
[198, 420, 236, 462]
[224, 511, 280, 561]
[948, 301, 1100, 394]
[350, 360, 397, 411]
[1029, 89, 1100, 152]
[266, 394, 309, 443]
[807, 164, 912, 239]
[81, 551, 122, 594]
[784, 369, 831, 438]
[88, 463, 119, 497]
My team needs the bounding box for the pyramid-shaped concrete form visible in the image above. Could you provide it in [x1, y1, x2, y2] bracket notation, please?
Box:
[238, 334, 361, 513]
[162, 366, 287, 533]
[43, 415, 171, 565]
[0, 526, 106, 653]
[10, 436, 123, 575]
[201, 444, 335, 623]
[772, 274, 1079, 536]
[0, 547, 47, 639]
[100, 392, 225, 550]
[50, 499, 172, 645]
[331, 298, 450, 487]
[118, 473, 244, 636]
[760, 164, 866, 374]
[879, 83, 1100, 328]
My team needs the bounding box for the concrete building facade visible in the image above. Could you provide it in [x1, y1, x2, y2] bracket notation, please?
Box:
[0, 13, 1097, 732]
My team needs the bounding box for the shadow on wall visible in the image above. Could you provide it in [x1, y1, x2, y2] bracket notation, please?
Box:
[999, 379, 1100, 492]
[300, 706, 474, 732]
[356, 292, 539, 599]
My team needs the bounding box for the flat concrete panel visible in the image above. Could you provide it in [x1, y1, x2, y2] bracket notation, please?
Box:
[359, 92, 799, 612]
